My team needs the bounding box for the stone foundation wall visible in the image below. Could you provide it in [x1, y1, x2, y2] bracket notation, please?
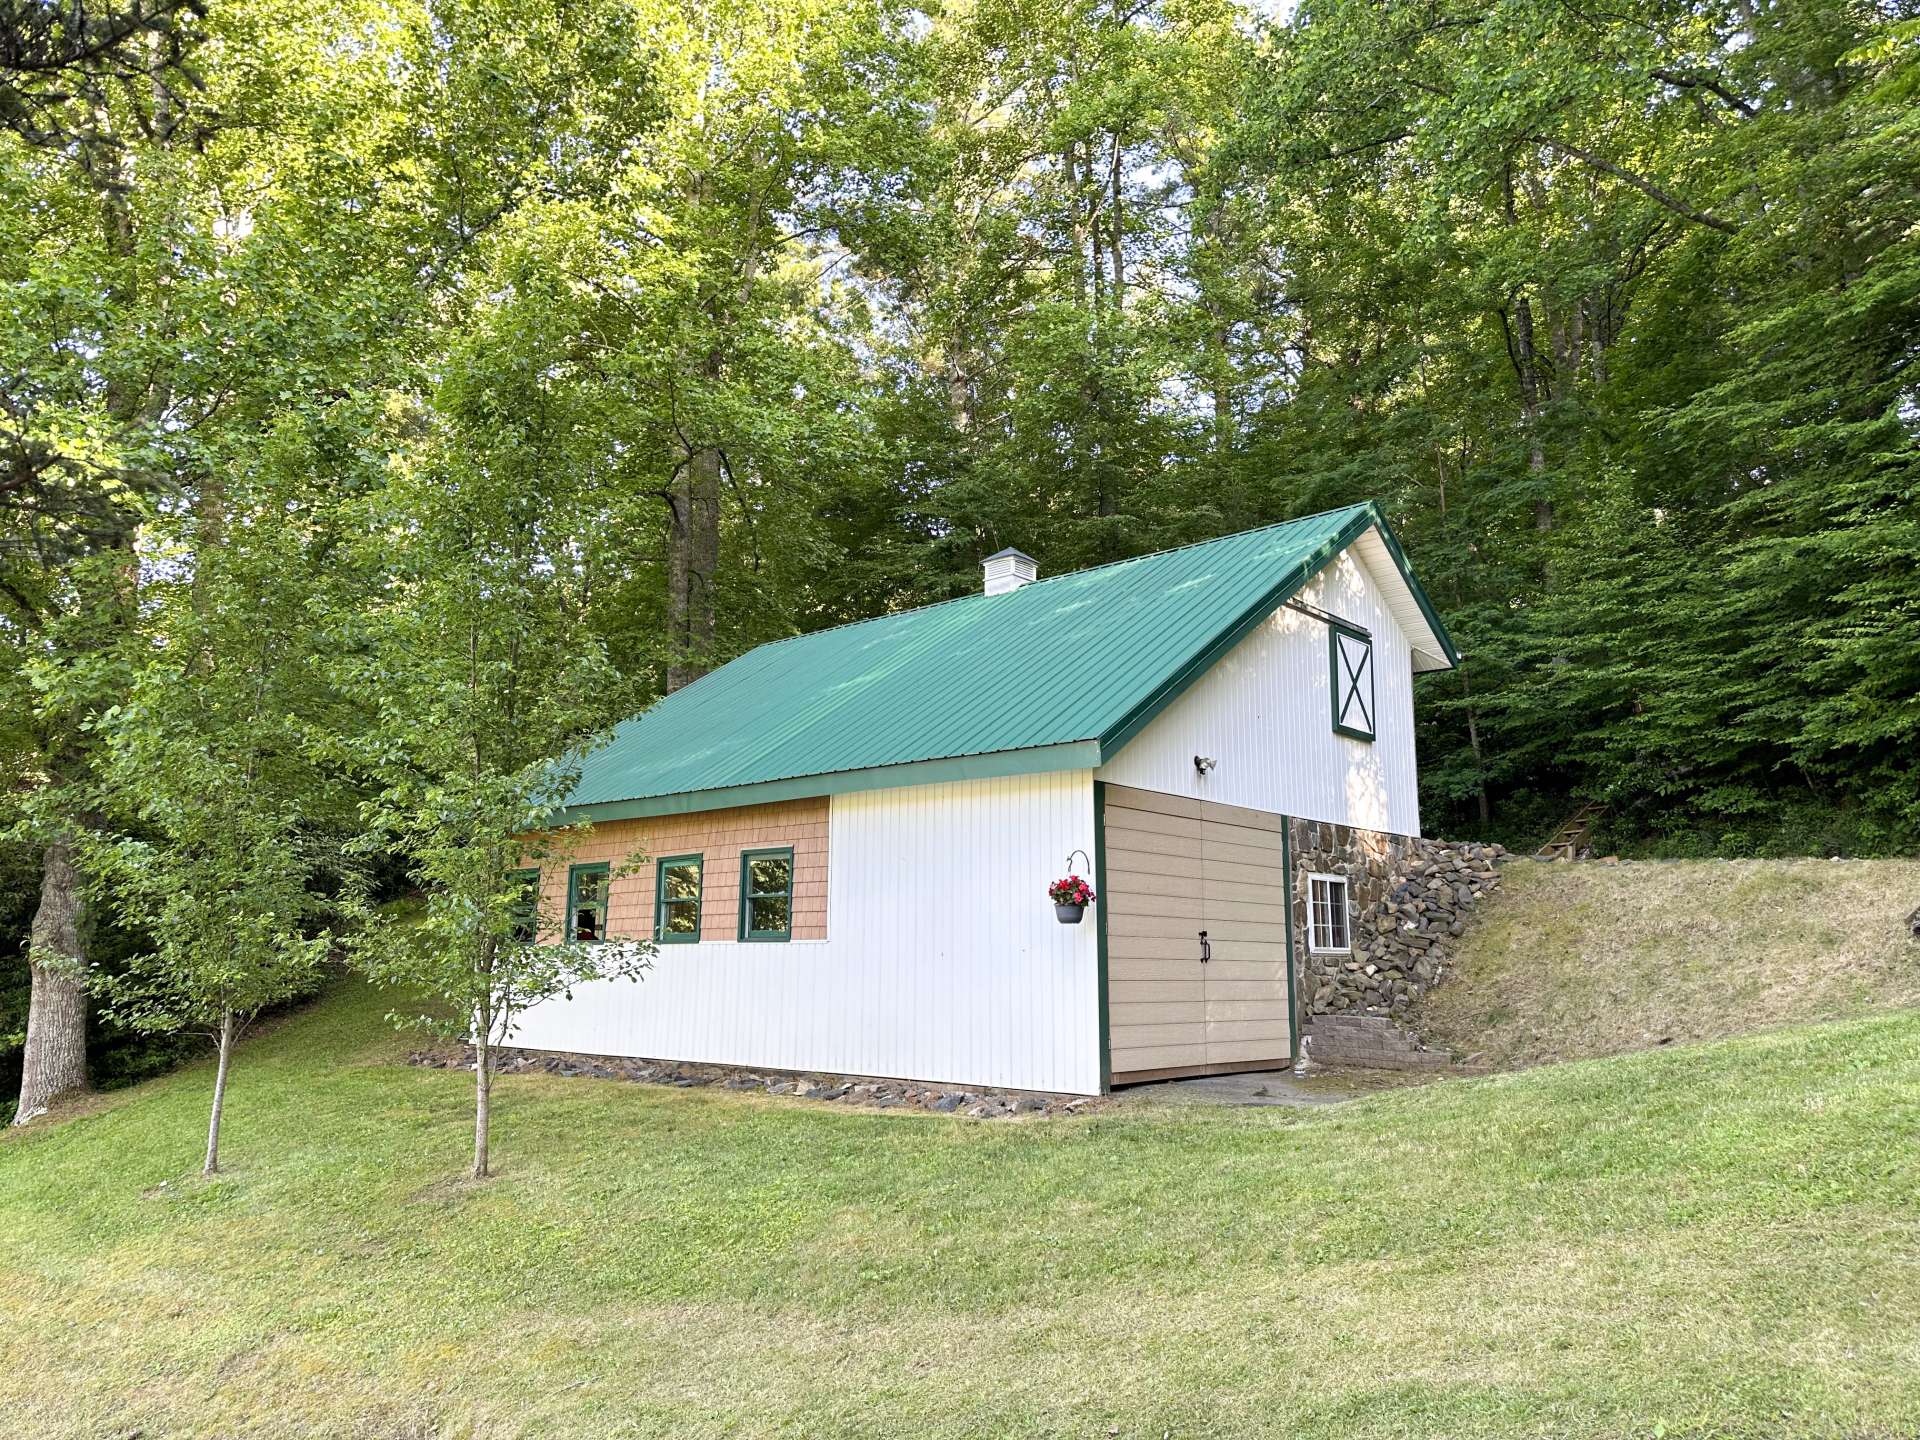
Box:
[1286, 819, 1507, 1034]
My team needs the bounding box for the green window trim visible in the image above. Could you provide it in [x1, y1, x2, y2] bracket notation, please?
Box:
[1329, 621, 1376, 742]
[508, 866, 541, 943]
[738, 846, 795, 942]
[565, 862, 610, 944]
[654, 853, 703, 943]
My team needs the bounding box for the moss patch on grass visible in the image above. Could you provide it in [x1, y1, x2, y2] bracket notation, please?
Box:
[1420, 857, 1920, 1070]
[3, 978, 1920, 1437]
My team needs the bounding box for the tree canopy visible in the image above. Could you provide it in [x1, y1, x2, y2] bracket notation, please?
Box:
[4, 0, 1917, 1115]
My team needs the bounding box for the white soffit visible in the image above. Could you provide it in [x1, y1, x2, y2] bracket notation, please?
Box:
[1354, 526, 1453, 674]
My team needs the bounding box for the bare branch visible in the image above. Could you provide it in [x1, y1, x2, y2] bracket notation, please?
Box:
[1528, 135, 1739, 233]
[1650, 67, 1758, 119]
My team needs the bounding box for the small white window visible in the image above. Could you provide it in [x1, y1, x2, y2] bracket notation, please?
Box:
[1308, 873, 1350, 953]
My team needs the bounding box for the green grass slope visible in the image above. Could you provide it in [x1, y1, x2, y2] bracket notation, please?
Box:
[1421, 857, 1920, 1070]
[3, 979, 1919, 1439]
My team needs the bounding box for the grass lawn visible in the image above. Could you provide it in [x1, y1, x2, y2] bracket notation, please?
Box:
[1421, 857, 1920, 1070]
[3, 979, 1919, 1439]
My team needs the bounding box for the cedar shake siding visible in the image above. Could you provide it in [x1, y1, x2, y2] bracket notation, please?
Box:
[535, 796, 829, 944]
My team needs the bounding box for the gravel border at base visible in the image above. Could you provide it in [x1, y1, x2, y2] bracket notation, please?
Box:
[409, 1045, 1110, 1120]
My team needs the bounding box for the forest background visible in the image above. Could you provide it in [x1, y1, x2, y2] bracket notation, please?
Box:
[4, 0, 1916, 1105]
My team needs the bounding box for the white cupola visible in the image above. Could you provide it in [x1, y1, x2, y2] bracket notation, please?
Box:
[982, 547, 1038, 596]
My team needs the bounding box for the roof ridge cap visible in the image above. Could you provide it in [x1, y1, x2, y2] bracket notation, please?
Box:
[748, 502, 1379, 653]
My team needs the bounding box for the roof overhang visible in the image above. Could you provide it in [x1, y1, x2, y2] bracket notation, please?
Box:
[1355, 525, 1455, 673]
[555, 738, 1104, 824]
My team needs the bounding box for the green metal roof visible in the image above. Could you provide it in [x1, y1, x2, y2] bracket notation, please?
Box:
[563, 502, 1456, 820]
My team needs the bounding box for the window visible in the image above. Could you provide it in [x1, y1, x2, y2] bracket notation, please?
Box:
[655, 854, 703, 942]
[566, 863, 609, 944]
[1329, 621, 1375, 741]
[1308, 873, 1351, 954]
[508, 867, 540, 944]
[739, 847, 794, 941]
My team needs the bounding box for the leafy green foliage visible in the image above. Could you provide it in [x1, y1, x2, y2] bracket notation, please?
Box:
[339, 250, 662, 1169]
[78, 515, 341, 1038]
[1225, 0, 1920, 849]
[5, 0, 1918, 1115]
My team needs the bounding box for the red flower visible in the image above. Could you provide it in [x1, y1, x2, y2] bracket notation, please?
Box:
[1048, 874, 1097, 905]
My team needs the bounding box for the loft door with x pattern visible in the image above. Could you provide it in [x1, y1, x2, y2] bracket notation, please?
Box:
[1329, 621, 1375, 741]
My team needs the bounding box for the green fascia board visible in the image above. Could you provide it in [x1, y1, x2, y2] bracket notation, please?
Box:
[1370, 508, 1461, 669]
[1098, 506, 1368, 755]
[559, 740, 1104, 823]
[1098, 504, 1451, 756]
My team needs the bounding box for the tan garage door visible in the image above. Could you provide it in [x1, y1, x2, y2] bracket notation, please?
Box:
[1103, 784, 1293, 1084]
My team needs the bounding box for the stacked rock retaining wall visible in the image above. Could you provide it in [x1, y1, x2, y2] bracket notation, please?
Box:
[1285, 819, 1508, 1063]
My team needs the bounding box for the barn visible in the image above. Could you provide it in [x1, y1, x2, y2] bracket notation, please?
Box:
[512, 501, 1458, 1095]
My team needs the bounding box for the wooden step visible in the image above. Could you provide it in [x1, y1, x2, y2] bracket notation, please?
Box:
[1535, 802, 1608, 861]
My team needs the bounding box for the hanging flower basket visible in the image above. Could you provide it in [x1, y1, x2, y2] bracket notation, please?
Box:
[1048, 874, 1096, 924]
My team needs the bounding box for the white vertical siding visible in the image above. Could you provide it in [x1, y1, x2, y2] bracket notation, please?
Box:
[508, 770, 1103, 1094]
[1097, 541, 1423, 837]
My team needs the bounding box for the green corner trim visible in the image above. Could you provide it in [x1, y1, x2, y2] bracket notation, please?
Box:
[1281, 820, 1298, 1064]
[654, 853, 703, 943]
[1094, 779, 1112, 1093]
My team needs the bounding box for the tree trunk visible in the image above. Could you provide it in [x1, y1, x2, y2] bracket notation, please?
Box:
[1209, 316, 1233, 447]
[14, 89, 147, 1130]
[204, 1009, 234, 1176]
[1502, 165, 1553, 532]
[472, 1033, 492, 1180]
[13, 837, 90, 1125]
[1461, 662, 1492, 826]
[1108, 131, 1124, 305]
[1511, 293, 1552, 531]
[1087, 143, 1104, 313]
[14, 74, 169, 1127]
[945, 333, 973, 435]
[1586, 294, 1612, 387]
[1064, 145, 1087, 308]
[665, 441, 721, 693]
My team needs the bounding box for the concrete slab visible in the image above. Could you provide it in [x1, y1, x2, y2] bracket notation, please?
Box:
[1116, 1067, 1429, 1108]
